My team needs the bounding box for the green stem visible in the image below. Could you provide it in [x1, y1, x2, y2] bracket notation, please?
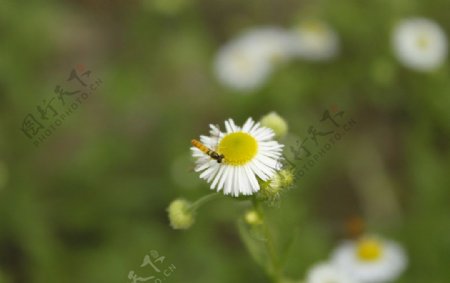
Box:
[189, 192, 221, 211]
[252, 198, 283, 283]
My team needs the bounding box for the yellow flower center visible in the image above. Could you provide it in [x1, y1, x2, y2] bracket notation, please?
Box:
[233, 51, 252, 72]
[218, 132, 258, 166]
[416, 34, 430, 50]
[356, 237, 383, 261]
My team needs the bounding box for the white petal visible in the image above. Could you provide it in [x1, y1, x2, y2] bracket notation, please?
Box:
[254, 128, 275, 141]
[191, 147, 206, 158]
[224, 166, 234, 195]
[249, 122, 262, 134]
[236, 166, 249, 195]
[217, 166, 230, 192]
[203, 161, 219, 177]
[228, 119, 239, 132]
[224, 120, 232, 133]
[206, 163, 221, 183]
[233, 166, 240, 196]
[244, 165, 260, 192]
[242, 118, 255, 132]
[195, 160, 214, 172]
[211, 165, 226, 189]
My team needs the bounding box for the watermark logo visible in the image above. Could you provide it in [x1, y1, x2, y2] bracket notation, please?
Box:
[20, 64, 102, 147]
[281, 105, 357, 178]
[128, 250, 176, 283]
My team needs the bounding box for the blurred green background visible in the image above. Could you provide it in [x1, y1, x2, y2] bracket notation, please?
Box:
[1, 0, 449, 282]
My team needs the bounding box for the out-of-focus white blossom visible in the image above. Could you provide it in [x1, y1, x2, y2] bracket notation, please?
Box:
[331, 235, 407, 283]
[289, 20, 340, 61]
[392, 18, 447, 71]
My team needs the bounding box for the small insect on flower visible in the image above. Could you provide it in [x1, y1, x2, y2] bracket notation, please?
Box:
[191, 139, 225, 163]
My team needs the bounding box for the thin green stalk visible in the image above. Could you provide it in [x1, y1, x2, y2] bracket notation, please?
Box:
[189, 192, 221, 211]
[252, 198, 283, 283]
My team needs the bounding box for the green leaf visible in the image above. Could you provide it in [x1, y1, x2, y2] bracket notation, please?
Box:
[280, 227, 299, 266]
[237, 219, 269, 269]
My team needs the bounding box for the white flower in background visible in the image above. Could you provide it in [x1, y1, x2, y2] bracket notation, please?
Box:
[331, 235, 407, 283]
[237, 27, 294, 63]
[306, 262, 360, 283]
[392, 18, 448, 71]
[191, 118, 284, 196]
[289, 20, 340, 61]
[214, 41, 272, 91]
[214, 27, 292, 91]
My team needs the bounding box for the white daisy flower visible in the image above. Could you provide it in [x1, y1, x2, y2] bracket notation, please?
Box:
[191, 118, 284, 197]
[306, 262, 360, 283]
[392, 18, 448, 71]
[214, 40, 272, 91]
[289, 20, 340, 61]
[331, 235, 407, 283]
[214, 27, 292, 91]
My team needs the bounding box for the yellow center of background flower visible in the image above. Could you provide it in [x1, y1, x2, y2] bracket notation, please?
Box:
[356, 237, 383, 261]
[416, 34, 430, 50]
[233, 51, 251, 72]
[218, 132, 258, 166]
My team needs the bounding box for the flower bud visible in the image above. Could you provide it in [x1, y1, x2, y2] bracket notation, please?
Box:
[260, 112, 288, 139]
[244, 210, 263, 226]
[167, 199, 195, 230]
[277, 168, 295, 188]
[257, 169, 295, 204]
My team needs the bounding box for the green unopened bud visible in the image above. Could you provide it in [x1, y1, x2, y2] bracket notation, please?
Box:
[260, 112, 288, 139]
[167, 199, 195, 230]
[258, 179, 282, 205]
[277, 169, 295, 188]
[244, 210, 263, 226]
[257, 169, 295, 204]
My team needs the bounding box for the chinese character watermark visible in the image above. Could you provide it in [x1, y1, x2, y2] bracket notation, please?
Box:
[128, 250, 176, 283]
[20, 64, 102, 147]
[280, 105, 357, 178]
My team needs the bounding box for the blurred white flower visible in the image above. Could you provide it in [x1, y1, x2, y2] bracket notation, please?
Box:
[392, 18, 448, 71]
[237, 27, 294, 63]
[289, 20, 340, 61]
[191, 118, 284, 196]
[214, 27, 292, 91]
[214, 40, 272, 91]
[306, 262, 359, 283]
[331, 235, 407, 283]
